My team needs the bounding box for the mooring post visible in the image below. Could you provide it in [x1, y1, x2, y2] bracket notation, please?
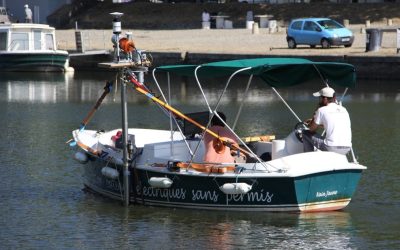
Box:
[110, 12, 130, 206]
[121, 72, 130, 206]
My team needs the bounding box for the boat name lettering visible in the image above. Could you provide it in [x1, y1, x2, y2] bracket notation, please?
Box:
[228, 189, 274, 203]
[105, 179, 120, 191]
[192, 190, 219, 202]
[316, 190, 338, 198]
[93, 172, 104, 185]
[141, 186, 186, 200]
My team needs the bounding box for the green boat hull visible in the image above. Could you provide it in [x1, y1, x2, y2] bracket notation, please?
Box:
[0, 53, 69, 72]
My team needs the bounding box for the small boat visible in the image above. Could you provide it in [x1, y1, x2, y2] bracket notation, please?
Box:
[70, 14, 366, 212]
[0, 22, 72, 72]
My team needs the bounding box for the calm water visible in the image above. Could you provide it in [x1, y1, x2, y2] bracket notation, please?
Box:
[0, 71, 399, 249]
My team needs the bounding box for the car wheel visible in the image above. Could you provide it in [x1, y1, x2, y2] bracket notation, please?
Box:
[288, 38, 297, 49]
[310, 45, 316, 48]
[344, 44, 352, 48]
[321, 38, 330, 49]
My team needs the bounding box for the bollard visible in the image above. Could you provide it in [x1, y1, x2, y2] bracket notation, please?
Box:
[343, 19, 349, 27]
[387, 19, 393, 26]
[252, 22, 259, 34]
[246, 20, 254, 30]
[268, 20, 277, 33]
[202, 21, 210, 29]
[360, 27, 366, 34]
[268, 20, 277, 29]
[269, 27, 276, 34]
[365, 20, 370, 28]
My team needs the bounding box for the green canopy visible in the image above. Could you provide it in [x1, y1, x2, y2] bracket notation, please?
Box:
[155, 58, 356, 88]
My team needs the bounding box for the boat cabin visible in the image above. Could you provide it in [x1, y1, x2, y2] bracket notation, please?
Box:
[0, 23, 58, 52]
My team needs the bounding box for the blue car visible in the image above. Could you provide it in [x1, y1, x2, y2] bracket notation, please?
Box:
[286, 18, 354, 49]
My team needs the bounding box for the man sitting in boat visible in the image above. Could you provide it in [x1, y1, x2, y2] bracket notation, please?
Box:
[303, 87, 352, 155]
[203, 112, 238, 163]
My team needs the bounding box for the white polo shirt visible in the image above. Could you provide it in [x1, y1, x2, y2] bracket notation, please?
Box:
[314, 102, 352, 147]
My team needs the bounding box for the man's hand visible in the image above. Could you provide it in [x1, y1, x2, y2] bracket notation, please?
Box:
[304, 118, 313, 126]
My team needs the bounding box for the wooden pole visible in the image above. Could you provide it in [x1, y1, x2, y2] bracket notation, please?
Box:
[80, 81, 112, 129]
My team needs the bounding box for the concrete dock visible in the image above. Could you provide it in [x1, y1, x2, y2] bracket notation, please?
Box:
[60, 26, 400, 79]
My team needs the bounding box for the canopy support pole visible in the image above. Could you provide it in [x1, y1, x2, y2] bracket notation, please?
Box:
[127, 74, 253, 157]
[167, 72, 175, 158]
[152, 68, 194, 157]
[233, 74, 253, 130]
[338, 87, 349, 105]
[194, 65, 213, 111]
[194, 66, 273, 170]
[213, 111, 274, 171]
[271, 87, 302, 122]
[338, 87, 358, 164]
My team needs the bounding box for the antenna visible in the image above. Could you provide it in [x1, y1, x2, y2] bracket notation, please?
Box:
[110, 12, 123, 62]
[110, 12, 123, 34]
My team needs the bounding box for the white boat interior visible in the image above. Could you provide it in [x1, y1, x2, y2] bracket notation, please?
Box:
[73, 127, 366, 178]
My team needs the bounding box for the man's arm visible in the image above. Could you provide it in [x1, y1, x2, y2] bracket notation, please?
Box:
[307, 119, 320, 132]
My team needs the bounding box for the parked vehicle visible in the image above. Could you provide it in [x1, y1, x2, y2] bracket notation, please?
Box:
[286, 18, 354, 49]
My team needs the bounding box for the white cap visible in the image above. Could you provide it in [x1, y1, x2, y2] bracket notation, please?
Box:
[313, 87, 335, 98]
[24, 4, 29, 8]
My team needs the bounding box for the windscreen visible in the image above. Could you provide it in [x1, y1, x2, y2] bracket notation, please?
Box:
[317, 19, 343, 29]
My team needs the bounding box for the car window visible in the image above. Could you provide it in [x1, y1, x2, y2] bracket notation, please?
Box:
[317, 19, 343, 29]
[303, 21, 319, 31]
[290, 21, 302, 30]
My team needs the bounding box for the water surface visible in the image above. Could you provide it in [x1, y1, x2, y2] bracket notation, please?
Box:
[0, 71, 398, 249]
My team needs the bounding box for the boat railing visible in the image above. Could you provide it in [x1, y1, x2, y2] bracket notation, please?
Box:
[150, 60, 361, 170]
[151, 68, 198, 158]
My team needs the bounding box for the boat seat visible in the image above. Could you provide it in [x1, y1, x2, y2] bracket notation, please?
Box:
[177, 111, 210, 139]
[139, 139, 205, 163]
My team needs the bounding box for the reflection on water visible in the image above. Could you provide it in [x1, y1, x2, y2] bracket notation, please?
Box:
[0, 72, 399, 249]
[3, 72, 399, 105]
[58, 197, 355, 249]
[69, 204, 355, 249]
[6, 74, 73, 103]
